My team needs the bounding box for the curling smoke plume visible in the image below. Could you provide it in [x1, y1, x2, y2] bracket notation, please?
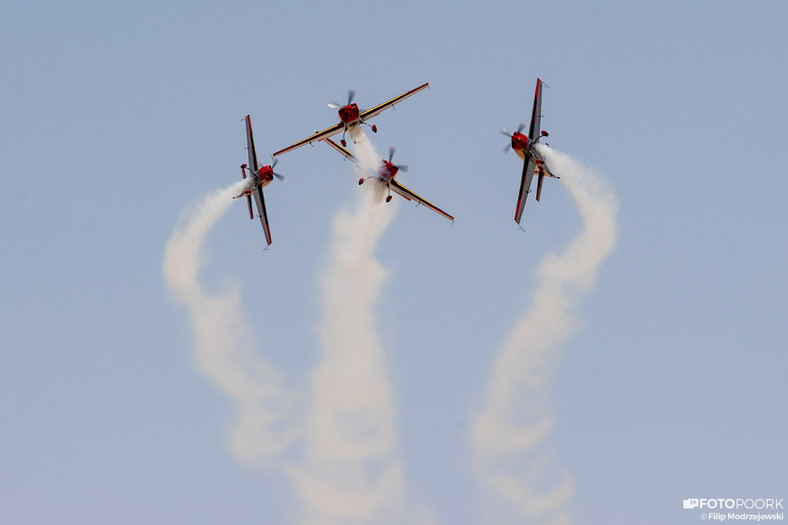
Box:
[288, 129, 408, 524]
[471, 147, 618, 524]
[163, 132, 421, 524]
[163, 181, 299, 467]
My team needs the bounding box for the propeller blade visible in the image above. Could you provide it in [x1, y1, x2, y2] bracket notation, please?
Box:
[516, 122, 526, 134]
[388, 146, 396, 162]
[328, 100, 341, 109]
[503, 143, 511, 153]
[500, 127, 512, 137]
[347, 89, 356, 104]
[273, 172, 285, 181]
[271, 157, 278, 169]
[396, 164, 408, 172]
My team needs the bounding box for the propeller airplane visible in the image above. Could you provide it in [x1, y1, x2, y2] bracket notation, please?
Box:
[502, 77, 560, 226]
[323, 138, 454, 223]
[235, 114, 284, 246]
[272, 82, 430, 156]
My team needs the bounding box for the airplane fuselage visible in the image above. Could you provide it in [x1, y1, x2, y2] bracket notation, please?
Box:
[337, 103, 376, 140]
[257, 165, 275, 185]
[515, 145, 535, 163]
[379, 160, 398, 182]
[338, 103, 360, 128]
[236, 165, 274, 198]
[512, 129, 550, 162]
[513, 135, 546, 166]
[510, 131, 529, 154]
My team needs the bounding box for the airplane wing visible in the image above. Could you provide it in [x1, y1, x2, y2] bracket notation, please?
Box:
[324, 137, 452, 221]
[359, 82, 430, 121]
[389, 179, 454, 222]
[272, 122, 343, 157]
[514, 157, 537, 225]
[528, 78, 543, 141]
[323, 137, 359, 165]
[244, 115, 260, 170]
[253, 186, 272, 246]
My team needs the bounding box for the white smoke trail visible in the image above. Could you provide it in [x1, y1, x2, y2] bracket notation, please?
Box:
[163, 181, 300, 468]
[287, 129, 407, 525]
[471, 148, 618, 524]
[163, 133, 418, 523]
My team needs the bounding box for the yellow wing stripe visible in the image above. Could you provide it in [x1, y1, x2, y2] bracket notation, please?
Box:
[390, 179, 454, 222]
[323, 138, 358, 164]
[359, 82, 430, 121]
[272, 122, 343, 157]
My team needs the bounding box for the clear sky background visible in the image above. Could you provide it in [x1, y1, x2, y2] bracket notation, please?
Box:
[2, 1, 786, 524]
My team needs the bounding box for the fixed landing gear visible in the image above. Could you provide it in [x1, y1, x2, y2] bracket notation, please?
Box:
[341, 139, 347, 147]
[358, 178, 365, 185]
[385, 195, 392, 203]
[359, 121, 377, 134]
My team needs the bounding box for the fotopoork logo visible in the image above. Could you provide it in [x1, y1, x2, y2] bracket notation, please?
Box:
[682, 498, 783, 511]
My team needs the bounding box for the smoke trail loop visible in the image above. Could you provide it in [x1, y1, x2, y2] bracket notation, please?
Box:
[472, 147, 618, 524]
[163, 132, 421, 523]
[163, 181, 300, 468]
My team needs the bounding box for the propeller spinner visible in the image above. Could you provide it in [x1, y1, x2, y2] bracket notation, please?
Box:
[501, 123, 527, 153]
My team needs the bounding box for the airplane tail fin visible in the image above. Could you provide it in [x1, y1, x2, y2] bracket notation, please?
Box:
[245, 195, 254, 219]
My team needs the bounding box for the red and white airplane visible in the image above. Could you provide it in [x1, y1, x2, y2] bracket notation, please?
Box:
[272, 82, 430, 156]
[323, 138, 454, 222]
[501, 77, 560, 225]
[235, 114, 283, 246]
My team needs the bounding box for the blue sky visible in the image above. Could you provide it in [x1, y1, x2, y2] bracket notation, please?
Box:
[2, 1, 787, 524]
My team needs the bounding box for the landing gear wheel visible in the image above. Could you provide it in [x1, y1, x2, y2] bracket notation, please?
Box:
[372, 125, 377, 133]
[340, 139, 347, 147]
[385, 195, 392, 203]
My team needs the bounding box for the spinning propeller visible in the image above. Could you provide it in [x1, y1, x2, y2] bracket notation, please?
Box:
[328, 89, 356, 109]
[388, 146, 408, 172]
[269, 157, 285, 181]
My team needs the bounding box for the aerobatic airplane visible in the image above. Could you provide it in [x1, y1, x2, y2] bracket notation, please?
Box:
[235, 114, 284, 246]
[501, 77, 560, 225]
[323, 138, 454, 222]
[272, 82, 430, 156]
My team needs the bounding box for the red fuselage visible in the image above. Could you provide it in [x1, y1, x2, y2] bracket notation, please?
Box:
[337, 103, 361, 125]
[379, 160, 398, 181]
[257, 165, 275, 184]
[510, 131, 528, 152]
[240, 165, 274, 196]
